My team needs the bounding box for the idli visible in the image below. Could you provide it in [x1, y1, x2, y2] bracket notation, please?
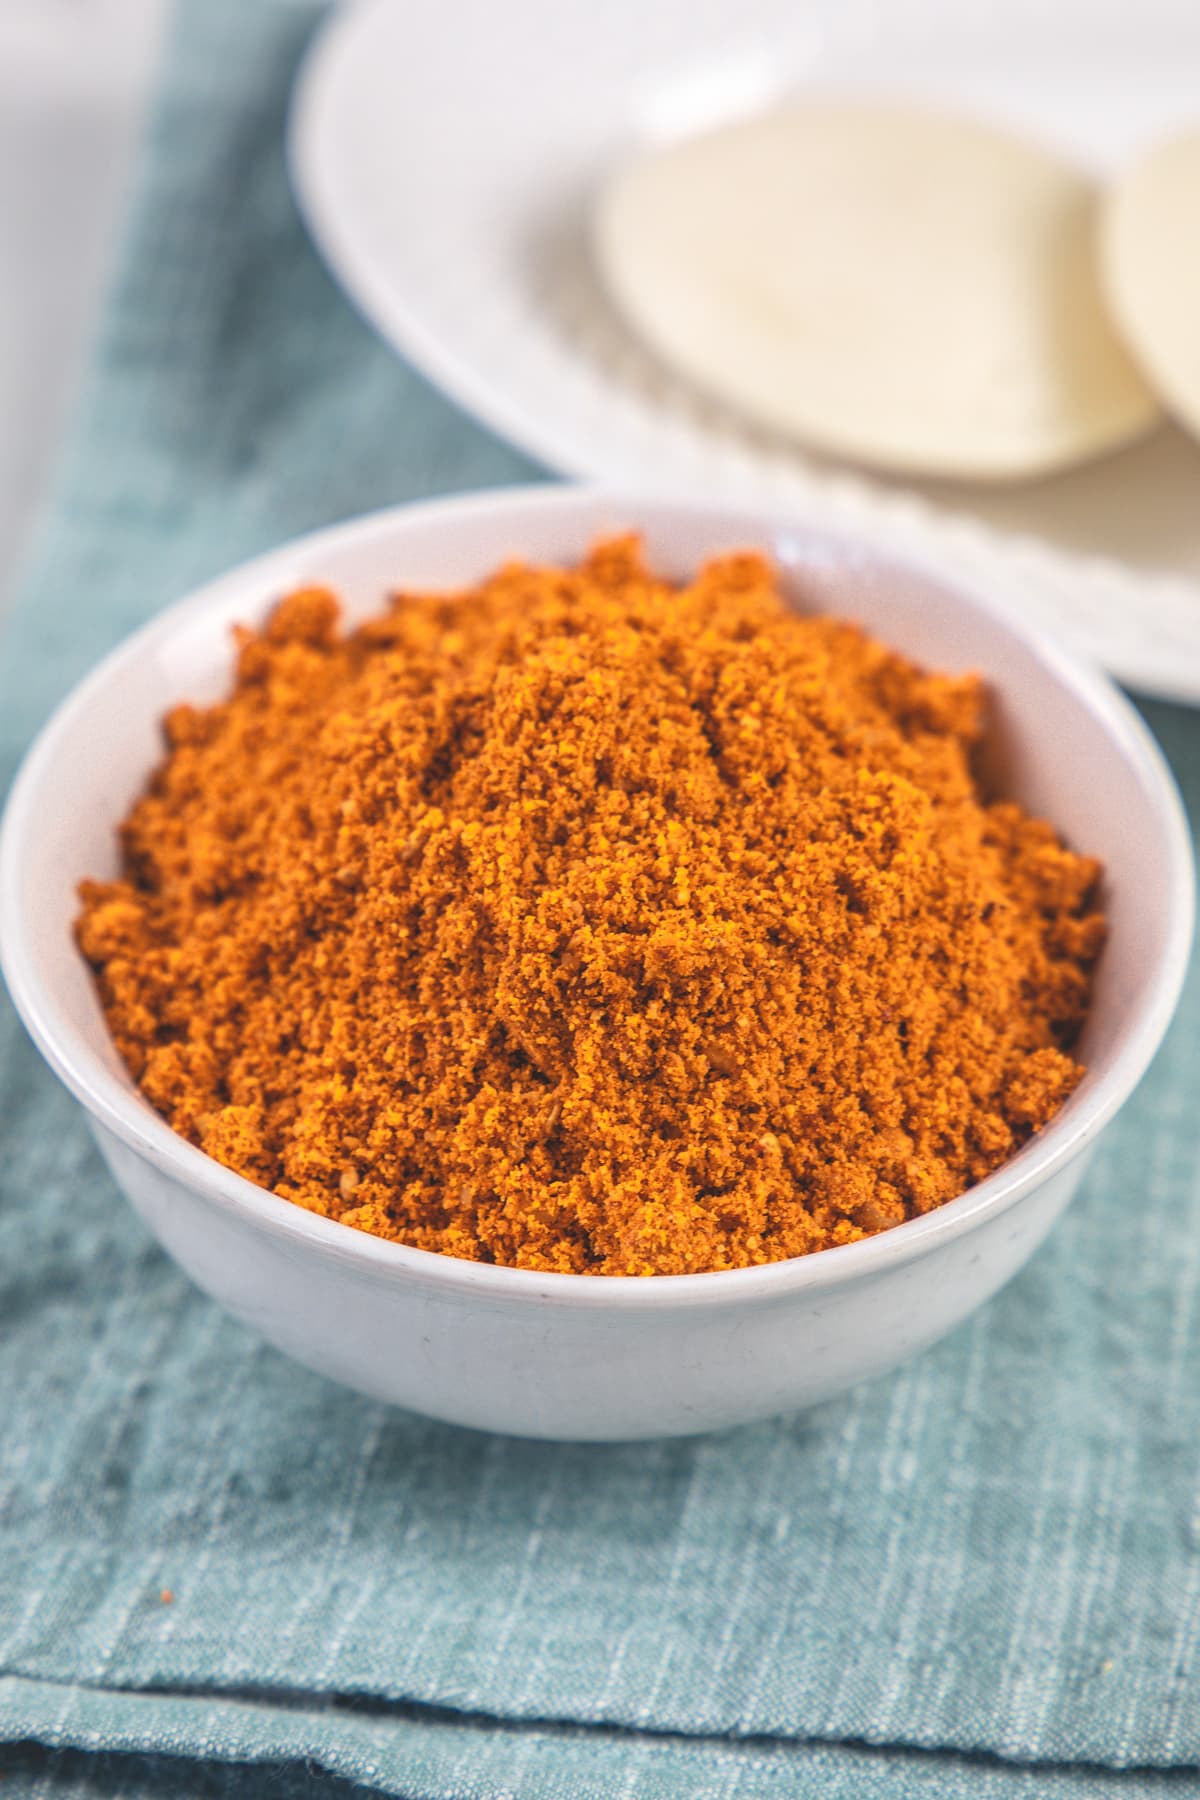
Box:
[594, 102, 1160, 479]
[1102, 128, 1200, 442]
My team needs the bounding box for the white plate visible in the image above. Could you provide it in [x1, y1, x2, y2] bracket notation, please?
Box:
[289, 0, 1200, 704]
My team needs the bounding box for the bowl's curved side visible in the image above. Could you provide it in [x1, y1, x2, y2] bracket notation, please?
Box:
[0, 486, 1192, 1335]
[90, 1117, 1098, 1439]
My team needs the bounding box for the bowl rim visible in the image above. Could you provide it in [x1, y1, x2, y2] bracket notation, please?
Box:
[1, 482, 1193, 1310]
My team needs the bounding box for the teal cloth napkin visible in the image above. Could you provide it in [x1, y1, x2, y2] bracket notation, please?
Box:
[4, 4, 1200, 1796]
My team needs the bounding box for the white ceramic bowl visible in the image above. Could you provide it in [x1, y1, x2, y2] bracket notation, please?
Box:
[1, 489, 1192, 1440]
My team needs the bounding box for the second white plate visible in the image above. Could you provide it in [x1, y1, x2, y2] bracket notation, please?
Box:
[289, 0, 1200, 703]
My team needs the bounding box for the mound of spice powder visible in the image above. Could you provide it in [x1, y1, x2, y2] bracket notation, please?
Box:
[77, 538, 1104, 1276]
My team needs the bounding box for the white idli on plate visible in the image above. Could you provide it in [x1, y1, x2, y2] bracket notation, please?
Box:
[1102, 128, 1200, 443]
[593, 102, 1160, 481]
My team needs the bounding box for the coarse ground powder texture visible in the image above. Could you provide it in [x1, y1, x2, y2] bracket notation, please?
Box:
[77, 539, 1105, 1276]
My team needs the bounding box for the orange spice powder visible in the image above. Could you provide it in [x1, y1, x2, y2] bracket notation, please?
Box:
[77, 538, 1104, 1275]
